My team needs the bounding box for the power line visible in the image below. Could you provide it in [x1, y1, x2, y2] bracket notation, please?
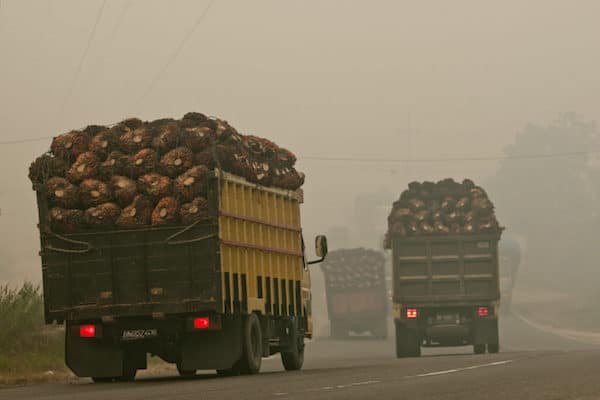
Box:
[108, 0, 131, 44]
[303, 149, 600, 163]
[58, 0, 107, 116]
[135, 0, 216, 107]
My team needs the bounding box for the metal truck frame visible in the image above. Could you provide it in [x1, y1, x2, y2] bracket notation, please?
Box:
[35, 170, 327, 381]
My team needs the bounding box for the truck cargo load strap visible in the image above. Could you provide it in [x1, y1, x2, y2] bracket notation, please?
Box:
[165, 221, 218, 245]
[44, 231, 92, 254]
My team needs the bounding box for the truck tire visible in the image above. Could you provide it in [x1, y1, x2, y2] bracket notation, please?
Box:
[216, 365, 241, 377]
[330, 322, 346, 340]
[487, 343, 500, 354]
[372, 320, 388, 340]
[238, 314, 263, 375]
[91, 377, 114, 383]
[474, 344, 486, 354]
[395, 323, 421, 358]
[177, 363, 197, 377]
[281, 319, 304, 371]
[116, 367, 137, 382]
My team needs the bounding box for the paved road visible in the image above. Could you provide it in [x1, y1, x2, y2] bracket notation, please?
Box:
[2, 313, 599, 400]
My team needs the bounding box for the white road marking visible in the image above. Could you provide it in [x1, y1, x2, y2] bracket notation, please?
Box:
[304, 380, 382, 394]
[273, 360, 512, 397]
[410, 360, 513, 378]
[350, 380, 381, 386]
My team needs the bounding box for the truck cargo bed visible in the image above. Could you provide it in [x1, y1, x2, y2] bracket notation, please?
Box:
[41, 221, 221, 322]
[392, 234, 501, 305]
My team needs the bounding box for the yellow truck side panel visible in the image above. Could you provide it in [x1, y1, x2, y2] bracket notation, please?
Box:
[216, 173, 308, 331]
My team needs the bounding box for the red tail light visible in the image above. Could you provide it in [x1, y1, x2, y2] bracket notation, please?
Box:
[406, 308, 418, 319]
[79, 325, 96, 338]
[193, 317, 210, 330]
[478, 307, 489, 317]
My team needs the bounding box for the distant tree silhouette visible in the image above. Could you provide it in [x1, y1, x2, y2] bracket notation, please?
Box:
[486, 112, 600, 292]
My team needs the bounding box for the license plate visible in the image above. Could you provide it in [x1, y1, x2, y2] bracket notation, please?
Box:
[122, 329, 158, 341]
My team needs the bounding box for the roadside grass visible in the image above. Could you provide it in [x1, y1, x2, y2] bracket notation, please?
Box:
[0, 283, 67, 384]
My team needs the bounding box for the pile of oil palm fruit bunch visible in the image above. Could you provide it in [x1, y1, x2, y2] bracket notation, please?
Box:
[383, 179, 501, 249]
[320, 248, 385, 290]
[28, 112, 304, 233]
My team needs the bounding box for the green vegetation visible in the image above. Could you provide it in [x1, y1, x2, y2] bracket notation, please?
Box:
[0, 282, 66, 383]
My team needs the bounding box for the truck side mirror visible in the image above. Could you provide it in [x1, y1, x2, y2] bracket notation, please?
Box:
[308, 235, 328, 265]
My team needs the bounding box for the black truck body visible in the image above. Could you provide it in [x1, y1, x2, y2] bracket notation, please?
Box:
[391, 233, 502, 356]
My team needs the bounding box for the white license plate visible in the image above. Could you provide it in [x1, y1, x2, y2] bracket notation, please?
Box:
[122, 329, 158, 341]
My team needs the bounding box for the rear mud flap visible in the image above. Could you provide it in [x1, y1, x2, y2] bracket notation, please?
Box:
[179, 315, 243, 371]
[473, 318, 499, 345]
[66, 333, 123, 378]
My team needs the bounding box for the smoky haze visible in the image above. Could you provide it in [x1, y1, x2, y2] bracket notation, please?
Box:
[1, 0, 600, 315]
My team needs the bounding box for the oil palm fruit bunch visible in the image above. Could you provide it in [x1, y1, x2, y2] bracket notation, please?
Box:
[98, 151, 128, 180]
[115, 195, 153, 228]
[45, 177, 80, 208]
[174, 166, 209, 202]
[137, 173, 172, 199]
[29, 153, 66, 185]
[89, 130, 118, 158]
[80, 179, 112, 208]
[49, 207, 84, 233]
[180, 197, 210, 224]
[110, 176, 138, 207]
[51, 131, 89, 161]
[128, 148, 158, 178]
[119, 126, 153, 154]
[151, 197, 179, 226]
[160, 147, 194, 178]
[66, 152, 99, 183]
[151, 120, 182, 153]
[84, 202, 121, 228]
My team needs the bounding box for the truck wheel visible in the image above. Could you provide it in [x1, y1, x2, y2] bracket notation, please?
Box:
[474, 344, 486, 354]
[238, 314, 263, 375]
[281, 320, 304, 371]
[116, 368, 137, 382]
[216, 365, 241, 377]
[330, 323, 346, 340]
[91, 377, 114, 383]
[177, 363, 197, 377]
[395, 323, 421, 358]
[372, 320, 388, 340]
[487, 343, 500, 354]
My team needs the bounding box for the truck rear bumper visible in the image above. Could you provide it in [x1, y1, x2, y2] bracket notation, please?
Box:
[65, 315, 243, 378]
[425, 324, 470, 342]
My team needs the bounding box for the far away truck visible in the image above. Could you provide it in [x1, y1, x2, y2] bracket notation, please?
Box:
[320, 248, 388, 339]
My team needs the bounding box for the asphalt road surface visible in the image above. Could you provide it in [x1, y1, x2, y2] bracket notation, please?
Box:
[2, 313, 599, 400]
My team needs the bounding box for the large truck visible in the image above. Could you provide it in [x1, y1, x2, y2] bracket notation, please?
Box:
[320, 248, 388, 339]
[35, 171, 327, 381]
[391, 233, 502, 356]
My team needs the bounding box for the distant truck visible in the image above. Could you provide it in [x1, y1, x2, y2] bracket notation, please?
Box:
[34, 171, 327, 381]
[320, 248, 388, 339]
[499, 235, 522, 314]
[391, 234, 502, 356]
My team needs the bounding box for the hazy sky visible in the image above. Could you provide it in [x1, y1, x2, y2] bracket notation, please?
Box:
[1, 0, 599, 283]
